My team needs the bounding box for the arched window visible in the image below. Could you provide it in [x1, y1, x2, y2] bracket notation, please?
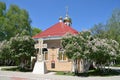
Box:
[42, 48, 48, 60]
[58, 48, 67, 61]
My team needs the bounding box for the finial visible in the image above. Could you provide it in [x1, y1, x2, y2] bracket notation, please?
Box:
[63, 6, 72, 26]
[59, 16, 63, 22]
[66, 6, 69, 17]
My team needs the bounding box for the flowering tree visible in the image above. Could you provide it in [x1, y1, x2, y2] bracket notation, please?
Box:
[62, 31, 120, 73]
[0, 40, 12, 65]
[9, 35, 35, 69]
[88, 38, 119, 70]
[0, 35, 35, 69]
[62, 31, 93, 73]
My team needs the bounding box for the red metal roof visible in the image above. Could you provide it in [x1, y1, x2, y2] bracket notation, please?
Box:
[32, 22, 78, 38]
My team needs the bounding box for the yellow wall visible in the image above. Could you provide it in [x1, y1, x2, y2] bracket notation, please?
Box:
[45, 48, 72, 71]
[44, 39, 72, 71]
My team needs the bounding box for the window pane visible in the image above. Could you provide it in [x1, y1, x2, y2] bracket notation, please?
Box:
[59, 52, 62, 60]
[44, 51, 48, 60]
[63, 53, 67, 60]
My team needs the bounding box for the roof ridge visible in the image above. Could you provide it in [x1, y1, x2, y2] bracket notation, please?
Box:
[32, 22, 78, 38]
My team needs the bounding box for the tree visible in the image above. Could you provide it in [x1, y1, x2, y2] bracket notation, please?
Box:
[91, 23, 107, 38]
[0, 2, 32, 41]
[0, 40, 13, 65]
[0, 35, 35, 68]
[32, 27, 41, 36]
[88, 38, 119, 71]
[0, 2, 6, 41]
[9, 35, 35, 69]
[107, 9, 120, 43]
[62, 31, 93, 73]
[62, 31, 120, 73]
[91, 9, 120, 42]
[91, 9, 120, 64]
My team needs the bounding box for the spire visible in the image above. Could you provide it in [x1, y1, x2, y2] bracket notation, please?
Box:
[66, 6, 69, 17]
[63, 6, 72, 26]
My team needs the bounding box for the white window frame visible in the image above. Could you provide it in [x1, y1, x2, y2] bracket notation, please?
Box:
[43, 51, 48, 61]
[58, 49, 67, 62]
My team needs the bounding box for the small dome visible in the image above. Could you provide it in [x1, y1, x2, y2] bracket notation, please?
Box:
[59, 16, 63, 22]
[63, 16, 72, 23]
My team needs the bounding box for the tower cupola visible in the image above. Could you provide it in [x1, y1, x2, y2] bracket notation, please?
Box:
[63, 7, 72, 26]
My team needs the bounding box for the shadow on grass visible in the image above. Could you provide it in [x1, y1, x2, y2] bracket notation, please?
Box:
[1, 67, 32, 72]
[55, 71, 75, 76]
[56, 69, 120, 77]
[76, 69, 120, 77]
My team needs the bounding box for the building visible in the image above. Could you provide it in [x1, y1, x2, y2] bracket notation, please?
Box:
[32, 13, 79, 72]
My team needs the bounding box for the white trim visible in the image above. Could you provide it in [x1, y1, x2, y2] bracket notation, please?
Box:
[58, 50, 67, 62]
[43, 36, 62, 40]
[34, 36, 62, 41]
[57, 48, 59, 60]
[43, 51, 48, 61]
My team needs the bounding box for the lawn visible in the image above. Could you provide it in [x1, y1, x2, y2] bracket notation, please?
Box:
[1, 67, 120, 76]
[113, 64, 120, 67]
[56, 71, 74, 76]
[1, 66, 32, 72]
[56, 69, 120, 76]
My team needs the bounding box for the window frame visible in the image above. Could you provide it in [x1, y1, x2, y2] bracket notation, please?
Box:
[42, 49, 48, 61]
[58, 48, 67, 62]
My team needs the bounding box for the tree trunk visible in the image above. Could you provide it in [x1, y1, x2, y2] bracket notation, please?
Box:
[19, 58, 25, 69]
[72, 60, 75, 72]
[84, 59, 91, 72]
[75, 59, 78, 74]
[72, 59, 78, 75]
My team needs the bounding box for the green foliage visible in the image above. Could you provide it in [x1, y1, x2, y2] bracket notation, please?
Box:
[0, 2, 6, 16]
[76, 69, 120, 76]
[32, 27, 41, 36]
[91, 23, 107, 38]
[62, 31, 93, 73]
[9, 35, 35, 68]
[62, 31, 120, 72]
[0, 1, 32, 41]
[1, 66, 32, 72]
[56, 69, 120, 76]
[0, 35, 35, 68]
[91, 9, 120, 65]
[0, 40, 13, 65]
[107, 9, 120, 43]
[62, 31, 92, 60]
[10, 35, 35, 58]
[91, 9, 120, 43]
[88, 38, 119, 68]
[0, 2, 6, 41]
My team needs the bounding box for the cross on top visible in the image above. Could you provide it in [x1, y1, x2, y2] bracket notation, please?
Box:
[66, 6, 69, 17]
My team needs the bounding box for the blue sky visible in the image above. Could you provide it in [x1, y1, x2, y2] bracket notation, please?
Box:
[0, 0, 120, 31]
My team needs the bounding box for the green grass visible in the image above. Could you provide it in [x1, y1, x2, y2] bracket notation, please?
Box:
[1, 67, 32, 72]
[77, 69, 120, 77]
[56, 71, 74, 76]
[56, 69, 120, 77]
[2, 67, 120, 76]
[113, 64, 120, 67]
